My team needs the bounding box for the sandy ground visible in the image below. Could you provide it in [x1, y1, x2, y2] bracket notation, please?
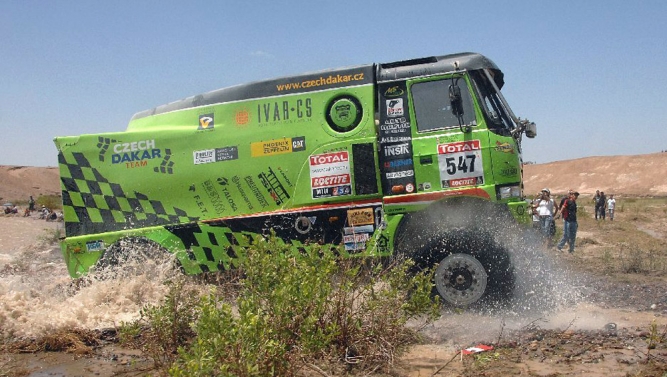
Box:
[2, 210, 667, 376]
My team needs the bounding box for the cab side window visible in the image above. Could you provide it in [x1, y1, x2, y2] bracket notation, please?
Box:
[411, 78, 475, 132]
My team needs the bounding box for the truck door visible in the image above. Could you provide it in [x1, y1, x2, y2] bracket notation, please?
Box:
[406, 75, 490, 196]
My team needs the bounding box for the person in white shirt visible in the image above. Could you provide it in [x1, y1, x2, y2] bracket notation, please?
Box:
[607, 194, 616, 221]
[536, 188, 556, 244]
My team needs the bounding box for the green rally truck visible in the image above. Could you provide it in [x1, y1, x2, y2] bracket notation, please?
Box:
[54, 52, 537, 306]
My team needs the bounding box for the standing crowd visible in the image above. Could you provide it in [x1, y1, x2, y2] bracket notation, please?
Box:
[593, 190, 616, 221]
[531, 188, 616, 254]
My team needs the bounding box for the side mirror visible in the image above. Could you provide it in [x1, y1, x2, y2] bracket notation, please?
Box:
[525, 122, 537, 138]
[448, 84, 464, 117]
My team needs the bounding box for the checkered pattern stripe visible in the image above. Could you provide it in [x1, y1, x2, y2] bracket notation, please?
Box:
[59, 152, 198, 237]
[165, 222, 325, 274]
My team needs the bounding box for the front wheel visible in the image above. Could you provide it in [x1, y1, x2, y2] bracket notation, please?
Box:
[434, 253, 488, 306]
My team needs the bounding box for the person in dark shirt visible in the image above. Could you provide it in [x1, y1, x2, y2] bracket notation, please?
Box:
[557, 191, 579, 253]
[593, 190, 602, 220]
[598, 191, 607, 220]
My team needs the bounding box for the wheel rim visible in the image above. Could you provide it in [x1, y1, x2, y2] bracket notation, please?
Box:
[435, 253, 488, 306]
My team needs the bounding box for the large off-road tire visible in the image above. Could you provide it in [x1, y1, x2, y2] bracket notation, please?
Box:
[393, 198, 516, 307]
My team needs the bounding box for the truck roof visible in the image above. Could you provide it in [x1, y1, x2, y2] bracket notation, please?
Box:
[130, 52, 501, 122]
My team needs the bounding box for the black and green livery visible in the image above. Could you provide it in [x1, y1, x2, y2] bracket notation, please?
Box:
[54, 52, 537, 306]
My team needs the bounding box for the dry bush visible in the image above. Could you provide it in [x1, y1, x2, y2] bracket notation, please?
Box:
[3, 328, 101, 354]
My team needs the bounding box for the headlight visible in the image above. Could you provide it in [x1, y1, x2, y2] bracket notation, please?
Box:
[498, 185, 521, 199]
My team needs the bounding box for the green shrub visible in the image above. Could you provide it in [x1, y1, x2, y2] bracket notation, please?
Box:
[119, 280, 200, 368]
[167, 236, 440, 377]
[36, 195, 62, 210]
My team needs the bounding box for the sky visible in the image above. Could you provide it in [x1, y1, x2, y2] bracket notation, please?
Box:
[1, 0, 666, 167]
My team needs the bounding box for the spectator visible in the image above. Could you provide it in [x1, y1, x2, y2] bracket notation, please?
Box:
[39, 205, 49, 219]
[599, 191, 607, 220]
[607, 194, 616, 221]
[557, 191, 580, 253]
[531, 191, 542, 230]
[28, 196, 35, 212]
[536, 188, 556, 246]
[593, 190, 602, 220]
[555, 189, 573, 221]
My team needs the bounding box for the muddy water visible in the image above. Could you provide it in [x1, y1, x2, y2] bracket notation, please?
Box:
[0, 217, 213, 375]
[0, 219, 180, 340]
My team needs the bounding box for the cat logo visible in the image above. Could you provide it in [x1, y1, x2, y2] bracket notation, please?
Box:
[198, 113, 214, 130]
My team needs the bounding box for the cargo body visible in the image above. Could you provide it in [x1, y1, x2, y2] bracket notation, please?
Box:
[55, 52, 536, 306]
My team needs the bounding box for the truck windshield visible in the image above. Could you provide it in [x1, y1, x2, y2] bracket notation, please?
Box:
[469, 70, 514, 136]
[410, 76, 476, 132]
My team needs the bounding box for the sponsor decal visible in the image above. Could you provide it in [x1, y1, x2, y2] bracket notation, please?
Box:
[213, 177, 238, 212]
[494, 141, 514, 154]
[344, 224, 373, 251]
[251, 137, 306, 157]
[405, 183, 415, 193]
[443, 176, 483, 188]
[386, 170, 414, 179]
[309, 151, 352, 199]
[386, 98, 404, 117]
[258, 168, 291, 205]
[383, 158, 413, 169]
[192, 193, 210, 215]
[257, 99, 312, 125]
[347, 208, 374, 226]
[312, 185, 351, 199]
[343, 232, 370, 244]
[110, 139, 164, 168]
[97, 136, 118, 162]
[437, 140, 481, 155]
[309, 151, 349, 165]
[198, 113, 214, 130]
[85, 240, 105, 252]
[417, 182, 432, 191]
[234, 108, 251, 127]
[344, 225, 375, 235]
[232, 176, 253, 211]
[245, 176, 270, 208]
[153, 149, 174, 174]
[379, 136, 412, 143]
[276, 167, 294, 187]
[437, 139, 484, 189]
[383, 85, 405, 98]
[203, 179, 226, 215]
[311, 174, 350, 188]
[383, 143, 410, 157]
[193, 146, 239, 165]
[275, 72, 366, 92]
[378, 117, 410, 133]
